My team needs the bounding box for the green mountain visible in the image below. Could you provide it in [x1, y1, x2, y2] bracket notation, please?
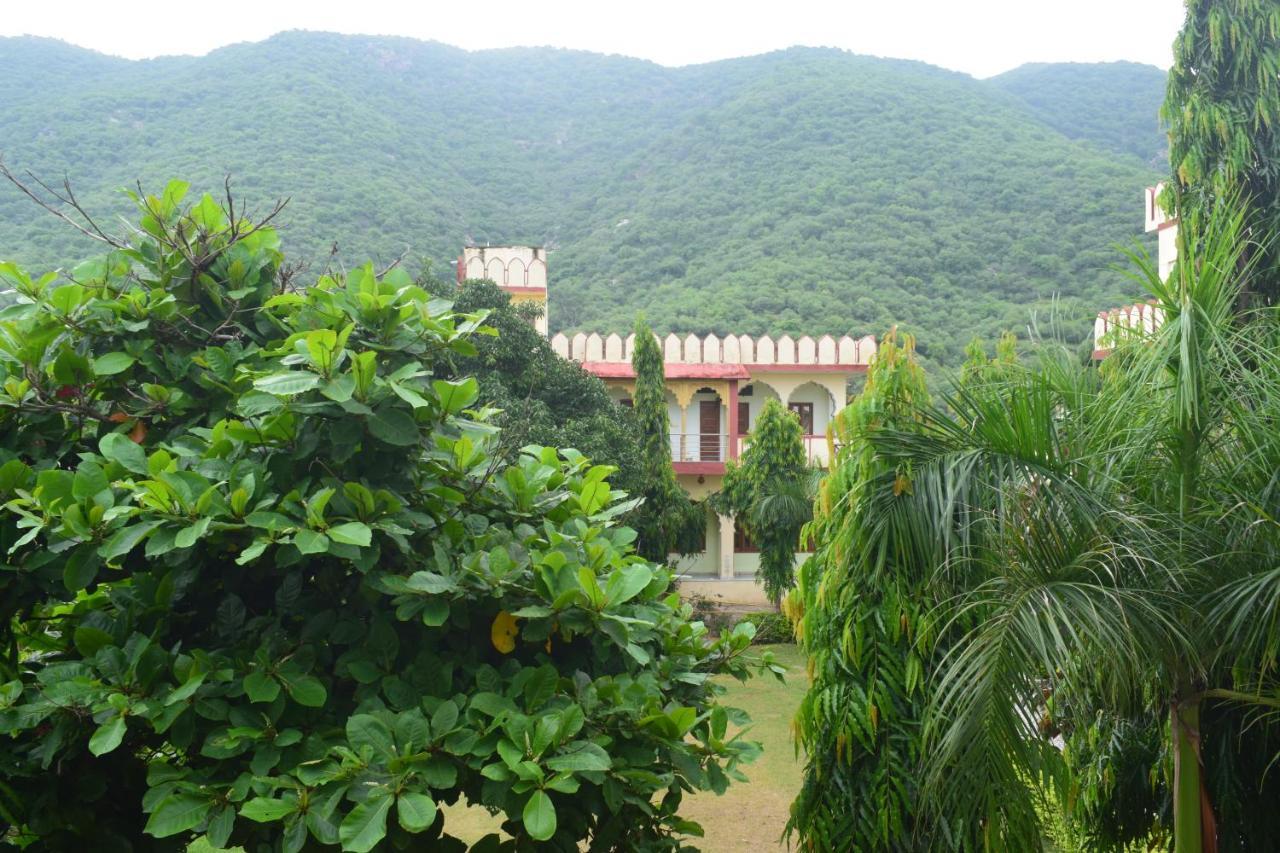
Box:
[988, 61, 1169, 167]
[0, 32, 1164, 363]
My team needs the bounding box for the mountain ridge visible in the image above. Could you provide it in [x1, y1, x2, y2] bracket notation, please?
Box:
[0, 32, 1164, 362]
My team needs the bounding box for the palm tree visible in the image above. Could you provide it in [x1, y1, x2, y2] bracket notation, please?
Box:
[843, 200, 1280, 851]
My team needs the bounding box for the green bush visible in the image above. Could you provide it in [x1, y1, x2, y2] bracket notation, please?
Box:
[0, 182, 774, 851]
[733, 612, 794, 646]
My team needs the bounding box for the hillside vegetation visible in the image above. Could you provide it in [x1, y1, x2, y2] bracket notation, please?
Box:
[989, 61, 1170, 167]
[0, 32, 1164, 362]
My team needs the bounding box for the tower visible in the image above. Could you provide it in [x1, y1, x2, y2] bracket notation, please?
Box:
[457, 245, 548, 335]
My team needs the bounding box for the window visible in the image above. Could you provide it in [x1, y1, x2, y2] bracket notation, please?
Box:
[733, 525, 758, 552]
[789, 401, 814, 435]
[737, 402, 750, 434]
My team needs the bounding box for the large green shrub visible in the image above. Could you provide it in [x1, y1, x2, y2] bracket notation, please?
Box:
[0, 181, 769, 851]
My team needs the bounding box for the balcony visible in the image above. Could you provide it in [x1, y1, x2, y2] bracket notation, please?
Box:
[667, 432, 836, 475]
[734, 434, 834, 467]
[670, 431, 728, 475]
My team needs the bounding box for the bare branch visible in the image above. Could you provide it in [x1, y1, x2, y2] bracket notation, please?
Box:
[0, 159, 129, 250]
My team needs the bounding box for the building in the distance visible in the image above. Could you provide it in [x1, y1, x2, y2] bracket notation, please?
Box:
[459, 245, 874, 604]
[458, 245, 549, 335]
[1094, 184, 1176, 355]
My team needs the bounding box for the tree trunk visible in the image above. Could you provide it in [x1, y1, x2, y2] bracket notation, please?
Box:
[1172, 697, 1216, 853]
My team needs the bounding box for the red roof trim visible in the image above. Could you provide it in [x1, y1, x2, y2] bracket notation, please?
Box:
[579, 362, 752, 380]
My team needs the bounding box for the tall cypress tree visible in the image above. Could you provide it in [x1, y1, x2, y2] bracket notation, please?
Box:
[630, 318, 696, 562]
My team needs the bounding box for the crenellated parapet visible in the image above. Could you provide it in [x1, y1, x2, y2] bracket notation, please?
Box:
[1094, 300, 1163, 354]
[550, 331, 876, 367]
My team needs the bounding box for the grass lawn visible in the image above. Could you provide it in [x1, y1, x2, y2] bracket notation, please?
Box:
[445, 642, 809, 850]
[679, 642, 808, 851]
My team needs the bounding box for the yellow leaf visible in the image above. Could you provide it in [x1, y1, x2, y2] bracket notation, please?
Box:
[491, 610, 519, 654]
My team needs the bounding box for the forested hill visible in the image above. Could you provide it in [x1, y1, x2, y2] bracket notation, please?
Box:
[988, 61, 1169, 167]
[0, 32, 1165, 363]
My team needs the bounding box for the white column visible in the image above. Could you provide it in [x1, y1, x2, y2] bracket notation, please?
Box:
[718, 514, 735, 579]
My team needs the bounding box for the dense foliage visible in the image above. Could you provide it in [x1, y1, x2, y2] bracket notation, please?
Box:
[829, 199, 1280, 853]
[988, 62, 1169, 167]
[1163, 0, 1280, 303]
[423, 277, 644, 499]
[0, 182, 772, 851]
[713, 399, 810, 606]
[786, 331, 986, 850]
[628, 319, 698, 563]
[0, 34, 1162, 364]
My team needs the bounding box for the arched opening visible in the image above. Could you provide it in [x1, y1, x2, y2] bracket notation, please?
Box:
[787, 381, 839, 465]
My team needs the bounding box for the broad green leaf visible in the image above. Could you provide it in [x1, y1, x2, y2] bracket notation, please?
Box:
[99, 520, 164, 561]
[284, 675, 326, 707]
[431, 700, 459, 737]
[522, 790, 556, 841]
[347, 713, 395, 758]
[433, 378, 478, 414]
[367, 409, 419, 446]
[338, 794, 392, 853]
[605, 565, 653, 606]
[144, 793, 212, 838]
[293, 529, 329, 555]
[328, 521, 372, 547]
[92, 352, 135, 376]
[240, 797, 299, 822]
[99, 433, 149, 475]
[545, 741, 612, 773]
[396, 792, 437, 833]
[421, 599, 449, 627]
[254, 372, 321, 396]
[244, 671, 281, 703]
[89, 714, 127, 756]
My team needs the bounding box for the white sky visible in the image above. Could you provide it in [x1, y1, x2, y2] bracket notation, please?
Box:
[2, 0, 1185, 78]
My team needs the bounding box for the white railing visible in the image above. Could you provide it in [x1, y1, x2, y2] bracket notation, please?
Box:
[734, 434, 836, 467]
[669, 432, 728, 463]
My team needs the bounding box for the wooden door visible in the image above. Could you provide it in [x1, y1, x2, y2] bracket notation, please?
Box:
[699, 400, 721, 461]
[737, 402, 750, 435]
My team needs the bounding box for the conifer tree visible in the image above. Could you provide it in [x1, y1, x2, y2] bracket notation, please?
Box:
[629, 318, 696, 562]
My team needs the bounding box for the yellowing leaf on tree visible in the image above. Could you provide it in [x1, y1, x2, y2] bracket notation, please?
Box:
[491, 611, 519, 654]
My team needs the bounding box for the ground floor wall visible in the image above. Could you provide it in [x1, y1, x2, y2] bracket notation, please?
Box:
[668, 482, 812, 604]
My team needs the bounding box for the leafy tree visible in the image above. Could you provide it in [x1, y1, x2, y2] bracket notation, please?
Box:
[848, 197, 1280, 852]
[713, 399, 810, 606]
[628, 318, 698, 563]
[1163, 0, 1280, 301]
[0, 181, 771, 851]
[786, 330, 984, 850]
[424, 277, 644, 499]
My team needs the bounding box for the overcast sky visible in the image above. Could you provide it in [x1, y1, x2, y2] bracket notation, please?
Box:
[3, 0, 1185, 78]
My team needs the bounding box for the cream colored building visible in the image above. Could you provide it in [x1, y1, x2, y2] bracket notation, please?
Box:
[1094, 184, 1177, 354]
[552, 330, 874, 604]
[458, 245, 549, 334]
[458, 244, 873, 605]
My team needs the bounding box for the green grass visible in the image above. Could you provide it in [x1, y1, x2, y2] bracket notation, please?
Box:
[680, 643, 808, 851]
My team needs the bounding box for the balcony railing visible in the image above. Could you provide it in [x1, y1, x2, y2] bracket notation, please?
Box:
[669, 432, 728, 463]
[734, 434, 835, 467]
[668, 433, 840, 467]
